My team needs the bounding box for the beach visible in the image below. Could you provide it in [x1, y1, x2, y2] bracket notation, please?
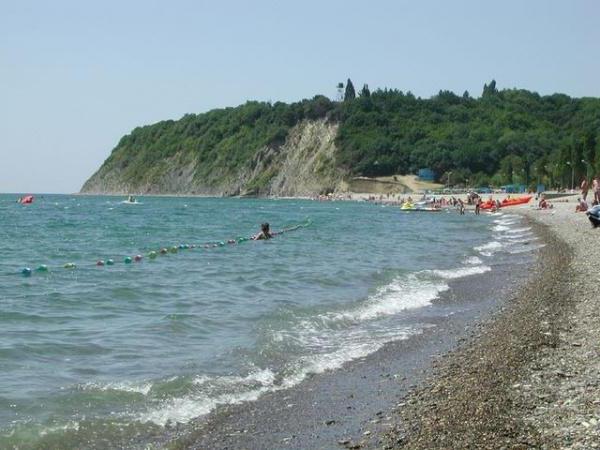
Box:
[3, 194, 598, 449]
[163, 195, 600, 450]
[1, 195, 522, 449]
[380, 196, 600, 449]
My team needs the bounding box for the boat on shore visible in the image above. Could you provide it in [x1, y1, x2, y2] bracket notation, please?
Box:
[480, 195, 532, 210]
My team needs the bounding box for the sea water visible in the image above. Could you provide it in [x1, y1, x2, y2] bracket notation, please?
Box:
[0, 195, 540, 448]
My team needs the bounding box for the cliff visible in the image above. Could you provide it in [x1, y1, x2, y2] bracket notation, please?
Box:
[82, 84, 600, 195]
[81, 119, 346, 196]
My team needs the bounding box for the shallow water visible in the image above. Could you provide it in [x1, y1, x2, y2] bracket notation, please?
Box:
[0, 195, 537, 448]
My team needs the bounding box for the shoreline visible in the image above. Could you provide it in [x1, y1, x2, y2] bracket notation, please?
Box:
[381, 200, 600, 448]
[381, 217, 574, 448]
[163, 201, 598, 449]
[162, 215, 537, 449]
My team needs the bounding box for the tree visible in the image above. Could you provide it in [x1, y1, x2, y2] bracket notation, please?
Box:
[344, 78, 356, 101]
[482, 79, 498, 97]
[360, 84, 371, 97]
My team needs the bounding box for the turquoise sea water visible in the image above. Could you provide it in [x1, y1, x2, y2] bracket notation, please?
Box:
[0, 195, 541, 448]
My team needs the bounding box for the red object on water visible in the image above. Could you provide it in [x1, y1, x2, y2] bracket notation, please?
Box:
[134, 255, 143, 262]
[21, 195, 34, 204]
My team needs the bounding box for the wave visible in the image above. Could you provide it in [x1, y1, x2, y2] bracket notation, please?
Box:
[474, 241, 503, 256]
[333, 275, 448, 322]
[493, 219, 519, 226]
[429, 265, 491, 279]
[71, 255, 500, 428]
[500, 232, 534, 241]
[80, 380, 154, 395]
[134, 272, 445, 426]
[138, 375, 274, 425]
[506, 227, 532, 234]
[136, 327, 414, 426]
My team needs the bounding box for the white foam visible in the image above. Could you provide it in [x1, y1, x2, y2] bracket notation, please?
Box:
[474, 241, 503, 256]
[501, 232, 534, 241]
[193, 369, 276, 388]
[138, 368, 277, 425]
[493, 219, 519, 226]
[134, 274, 442, 426]
[137, 331, 414, 426]
[493, 224, 510, 232]
[138, 385, 270, 425]
[506, 227, 531, 234]
[131, 268, 477, 427]
[464, 256, 483, 265]
[279, 338, 402, 389]
[430, 265, 491, 279]
[81, 380, 153, 395]
[332, 276, 448, 322]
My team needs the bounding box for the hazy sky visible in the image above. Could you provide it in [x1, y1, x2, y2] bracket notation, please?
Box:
[1, 0, 598, 193]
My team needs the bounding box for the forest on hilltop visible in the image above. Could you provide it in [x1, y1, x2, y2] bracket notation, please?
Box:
[92, 79, 600, 192]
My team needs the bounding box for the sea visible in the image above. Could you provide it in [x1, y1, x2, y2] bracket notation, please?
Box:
[0, 194, 543, 448]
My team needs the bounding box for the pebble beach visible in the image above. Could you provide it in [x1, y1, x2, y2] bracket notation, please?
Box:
[379, 196, 600, 449]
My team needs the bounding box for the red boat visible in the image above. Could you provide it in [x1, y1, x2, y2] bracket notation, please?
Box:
[20, 195, 34, 204]
[480, 195, 532, 210]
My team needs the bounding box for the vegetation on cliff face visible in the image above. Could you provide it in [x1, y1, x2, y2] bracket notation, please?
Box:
[82, 80, 600, 195]
[82, 95, 337, 194]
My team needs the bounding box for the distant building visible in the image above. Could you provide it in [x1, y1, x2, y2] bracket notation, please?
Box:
[417, 168, 435, 181]
[501, 184, 526, 193]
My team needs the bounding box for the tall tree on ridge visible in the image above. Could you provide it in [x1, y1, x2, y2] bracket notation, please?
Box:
[344, 78, 356, 101]
[482, 79, 498, 97]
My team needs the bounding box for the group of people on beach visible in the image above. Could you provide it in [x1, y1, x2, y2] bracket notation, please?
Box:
[575, 176, 600, 212]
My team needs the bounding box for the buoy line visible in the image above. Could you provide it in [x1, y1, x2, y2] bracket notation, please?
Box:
[19, 219, 312, 277]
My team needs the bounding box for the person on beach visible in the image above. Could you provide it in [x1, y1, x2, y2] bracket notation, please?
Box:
[593, 176, 600, 204]
[538, 193, 553, 209]
[458, 199, 465, 215]
[575, 198, 588, 212]
[252, 223, 274, 240]
[581, 177, 589, 201]
[475, 196, 481, 215]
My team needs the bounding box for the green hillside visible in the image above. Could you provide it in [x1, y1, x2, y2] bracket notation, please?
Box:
[83, 80, 600, 194]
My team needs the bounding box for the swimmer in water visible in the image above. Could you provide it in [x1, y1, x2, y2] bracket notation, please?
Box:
[252, 222, 274, 240]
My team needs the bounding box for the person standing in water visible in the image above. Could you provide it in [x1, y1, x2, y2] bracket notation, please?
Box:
[252, 223, 274, 240]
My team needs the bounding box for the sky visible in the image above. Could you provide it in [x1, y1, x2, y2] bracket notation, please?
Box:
[1, 0, 599, 193]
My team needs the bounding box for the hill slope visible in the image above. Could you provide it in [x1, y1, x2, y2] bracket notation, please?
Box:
[81, 82, 600, 195]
